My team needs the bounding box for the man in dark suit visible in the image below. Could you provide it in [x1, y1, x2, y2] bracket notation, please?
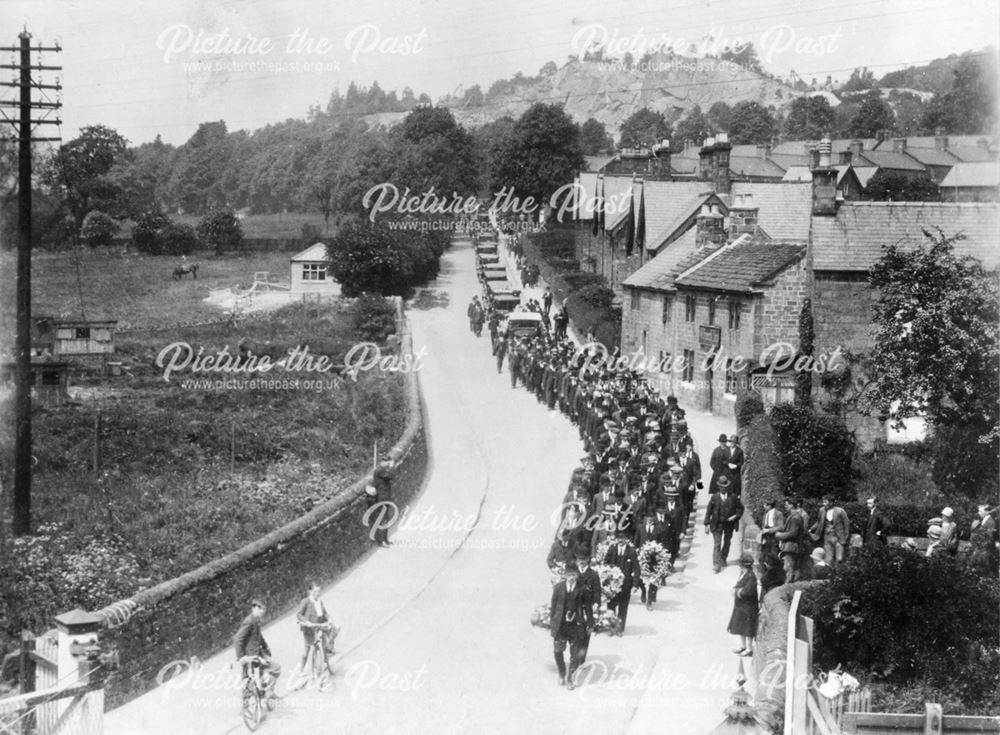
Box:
[635, 510, 670, 609]
[234, 600, 281, 699]
[603, 530, 641, 634]
[662, 491, 687, 569]
[574, 551, 601, 664]
[704, 476, 743, 572]
[678, 443, 701, 521]
[708, 434, 731, 494]
[547, 528, 578, 571]
[726, 434, 744, 495]
[864, 496, 890, 546]
[371, 454, 395, 548]
[772, 497, 808, 582]
[550, 562, 594, 689]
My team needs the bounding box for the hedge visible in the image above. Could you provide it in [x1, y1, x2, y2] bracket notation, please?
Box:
[769, 403, 855, 502]
[742, 412, 787, 521]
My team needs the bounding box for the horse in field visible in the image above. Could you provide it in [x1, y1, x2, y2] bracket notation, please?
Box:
[173, 263, 199, 280]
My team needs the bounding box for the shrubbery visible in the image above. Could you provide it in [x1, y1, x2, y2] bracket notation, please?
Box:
[800, 545, 1000, 712]
[349, 294, 397, 343]
[576, 283, 616, 309]
[160, 222, 199, 255]
[80, 210, 119, 248]
[197, 209, 243, 254]
[770, 403, 855, 501]
[741, 413, 786, 521]
[735, 390, 765, 428]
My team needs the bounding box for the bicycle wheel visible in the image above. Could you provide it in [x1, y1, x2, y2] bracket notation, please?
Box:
[311, 640, 327, 685]
[241, 678, 263, 731]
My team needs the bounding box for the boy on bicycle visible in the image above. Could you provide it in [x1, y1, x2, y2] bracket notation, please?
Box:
[296, 582, 338, 675]
[234, 600, 281, 698]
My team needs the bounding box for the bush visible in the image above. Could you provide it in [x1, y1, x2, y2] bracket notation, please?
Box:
[854, 451, 939, 506]
[800, 545, 1000, 710]
[736, 391, 765, 428]
[928, 422, 1000, 500]
[742, 413, 786, 521]
[770, 404, 855, 501]
[563, 272, 605, 290]
[197, 209, 243, 254]
[159, 222, 199, 255]
[80, 210, 119, 248]
[349, 294, 397, 343]
[131, 211, 171, 255]
[577, 283, 616, 309]
[301, 222, 322, 245]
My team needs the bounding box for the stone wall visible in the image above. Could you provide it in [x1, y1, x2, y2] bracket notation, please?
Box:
[96, 298, 428, 708]
[811, 272, 877, 356]
[755, 257, 808, 354]
[573, 223, 646, 296]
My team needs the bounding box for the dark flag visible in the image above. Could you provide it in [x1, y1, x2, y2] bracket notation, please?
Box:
[591, 175, 602, 236]
[635, 185, 646, 252]
[625, 178, 636, 257]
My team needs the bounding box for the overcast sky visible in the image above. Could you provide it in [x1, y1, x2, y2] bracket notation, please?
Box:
[3, 0, 998, 145]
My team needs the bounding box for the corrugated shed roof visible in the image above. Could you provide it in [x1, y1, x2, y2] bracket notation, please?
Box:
[291, 242, 327, 261]
[675, 239, 805, 293]
[729, 182, 813, 240]
[641, 181, 716, 250]
[811, 201, 1000, 271]
[622, 228, 700, 291]
[939, 161, 1000, 188]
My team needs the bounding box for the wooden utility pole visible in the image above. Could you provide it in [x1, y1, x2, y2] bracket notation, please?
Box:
[0, 30, 62, 535]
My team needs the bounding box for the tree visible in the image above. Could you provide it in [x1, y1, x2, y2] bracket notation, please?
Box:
[863, 230, 998, 493]
[79, 210, 119, 248]
[619, 108, 671, 148]
[862, 170, 939, 201]
[326, 220, 413, 297]
[847, 89, 895, 137]
[488, 103, 583, 211]
[47, 125, 130, 235]
[783, 96, 835, 140]
[159, 221, 199, 255]
[168, 121, 233, 214]
[673, 105, 714, 146]
[131, 211, 171, 255]
[392, 106, 479, 197]
[888, 90, 927, 136]
[728, 101, 776, 144]
[197, 209, 243, 255]
[706, 102, 732, 133]
[921, 55, 998, 134]
[719, 42, 762, 74]
[840, 67, 876, 93]
[579, 118, 613, 155]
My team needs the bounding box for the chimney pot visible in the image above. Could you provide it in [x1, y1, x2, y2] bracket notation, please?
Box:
[717, 132, 729, 144]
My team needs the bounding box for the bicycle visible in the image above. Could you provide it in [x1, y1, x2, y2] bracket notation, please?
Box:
[238, 656, 276, 731]
[291, 621, 337, 691]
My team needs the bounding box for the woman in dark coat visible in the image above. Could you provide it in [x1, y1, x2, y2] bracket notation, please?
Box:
[728, 553, 759, 656]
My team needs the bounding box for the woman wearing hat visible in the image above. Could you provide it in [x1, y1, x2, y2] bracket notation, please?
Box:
[728, 554, 758, 657]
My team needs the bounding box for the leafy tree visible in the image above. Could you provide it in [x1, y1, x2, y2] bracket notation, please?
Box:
[392, 106, 479, 197]
[538, 61, 558, 77]
[619, 108, 671, 148]
[728, 101, 776, 144]
[840, 66, 877, 92]
[706, 102, 732, 133]
[197, 209, 243, 255]
[862, 170, 940, 201]
[579, 118, 614, 155]
[47, 125, 130, 234]
[673, 105, 714, 146]
[168, 121, 233, 214]
[921, 55, 998, 134]
[79, 210, 119, 248]
[863, 230, 998, 485]
[770, 403, 855, 501]
[719, 42, 762, 73]
[888, 90, 928, 136]
[847, 89, 895, 137]
[159, 221, 199, 255]
[488, 103, 583, 210]
[326, 220, 414, 297]
[131, 211, 171, 255]
[783, 96, 835, 140]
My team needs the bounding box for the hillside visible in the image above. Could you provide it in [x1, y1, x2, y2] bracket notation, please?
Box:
[438, 54, 802, 136]
[879, 48, 996, 94]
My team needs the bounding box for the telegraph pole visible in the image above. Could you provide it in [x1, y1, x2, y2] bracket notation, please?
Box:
[1, 29, 61, 535]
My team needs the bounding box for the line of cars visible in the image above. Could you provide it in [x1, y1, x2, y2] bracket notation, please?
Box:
[473, 231, 545, 340]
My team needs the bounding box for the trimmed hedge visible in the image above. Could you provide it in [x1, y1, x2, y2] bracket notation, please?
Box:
[770, 403, 855, 502]
[742, 413, 787, 521]
[735, 391, 765, 428]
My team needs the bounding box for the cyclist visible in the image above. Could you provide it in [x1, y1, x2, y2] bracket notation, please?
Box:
[296, 582, 338, 675]
[234, 600, 281, 698]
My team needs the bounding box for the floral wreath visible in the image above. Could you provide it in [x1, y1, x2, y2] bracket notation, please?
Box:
[638, 541, 671, 585]
[593, 564, 624, 604]
[549, 561, 565, 588]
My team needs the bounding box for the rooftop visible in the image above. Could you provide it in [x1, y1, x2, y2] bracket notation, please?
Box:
[939, 161, 1000, 189]
[675, 239, 805, 293]
[622, 228, 700, 292]
[291, 242, 328, 262]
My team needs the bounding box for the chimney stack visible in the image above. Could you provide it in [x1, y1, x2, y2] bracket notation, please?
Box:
[696, 203, 726, 248]
[934, 129, 948, 151]
[893, 138, 907, 154]
[811, 135, 837, 216]
[699, 137, 716, 182]
[712, 132, 732, 195]
[652, 139, 671, 180]
[728, 193, 758, 240]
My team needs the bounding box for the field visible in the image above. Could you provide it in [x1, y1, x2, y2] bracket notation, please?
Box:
[0, 247, 405, 639]
[116, 212, 335, 240]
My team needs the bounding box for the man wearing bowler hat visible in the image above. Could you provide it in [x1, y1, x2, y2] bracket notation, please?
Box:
[709, 433, 731, 494]
[726, 434, 744, 495]
[704, 476, 742, 572]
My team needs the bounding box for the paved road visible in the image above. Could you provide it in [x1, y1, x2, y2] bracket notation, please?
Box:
[106, 235, 747, 735]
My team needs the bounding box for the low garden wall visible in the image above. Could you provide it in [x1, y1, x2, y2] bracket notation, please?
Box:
[95, 298, 428, 708]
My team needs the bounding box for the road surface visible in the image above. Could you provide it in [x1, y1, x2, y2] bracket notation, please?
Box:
[106, 234, 747, 735]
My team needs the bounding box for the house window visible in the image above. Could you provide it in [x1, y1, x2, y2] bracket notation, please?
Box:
[302, 263, 327, 281]
[631, 290, 640, 310]
[682, 349, 695, 383]
[75, 327, 90, 339]
[41, 370, 61, 386]
[708, 298, 716, 325]
[725, 358, 738, 394]
[685, 295, 696, 322]
[729, 301, 741, 330]
[662, 296, 673, 324]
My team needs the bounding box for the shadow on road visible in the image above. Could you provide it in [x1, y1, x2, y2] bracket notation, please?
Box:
[409, 288, 451, 310]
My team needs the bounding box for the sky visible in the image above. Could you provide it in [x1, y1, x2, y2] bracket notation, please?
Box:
[2, 0, 998, 146]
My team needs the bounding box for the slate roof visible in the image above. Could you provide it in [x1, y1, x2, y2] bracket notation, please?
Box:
[949, 146, 996, 163]
[729, 182, 813, 240]
[622, 228, 700, 292]
[291, 243, 327, 261]
[669, 157, 699, 175]
[772, 138, 878, 156]
[903, 147, 960, 167]
[575, 172, 598, 220]
[768, 153, 812, 170]
[872, 135, 995, 151]
[602, 175, 636, 230]
[728, 156, 787, 179]
[811, 201, 1000, 271]
[584, 155, 615, 172]
[641, 181, 717, 250]
[939, 162, 1000, 188]
[675, 238, 805, 293]
[781, 166, 862, 186]
[856, 150, 926, 171]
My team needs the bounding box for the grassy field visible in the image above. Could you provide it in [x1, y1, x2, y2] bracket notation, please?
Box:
[0, 248, 406, 639]
[115, 212, 336, 240]
[0, 249, 298, 331]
